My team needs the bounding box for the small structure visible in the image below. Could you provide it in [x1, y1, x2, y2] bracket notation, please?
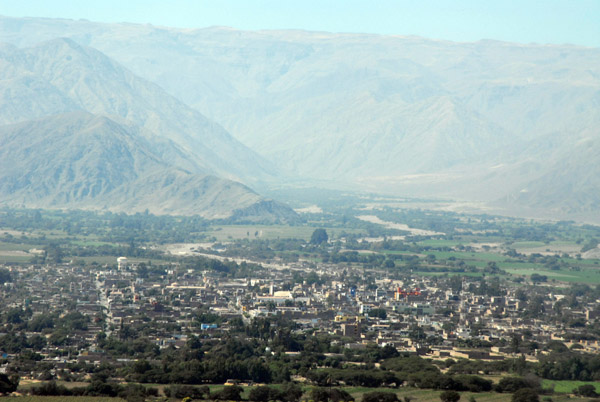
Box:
[117, 257, 128, 271]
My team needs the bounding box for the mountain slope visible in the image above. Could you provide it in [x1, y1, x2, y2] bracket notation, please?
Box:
[1, 16, 599, 218]
[502, 134, 600, 214]
[0, 112, 295, 220]
[0, 37, 277, 184]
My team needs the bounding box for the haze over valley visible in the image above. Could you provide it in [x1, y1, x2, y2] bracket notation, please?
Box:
[0, 15, 599, 222]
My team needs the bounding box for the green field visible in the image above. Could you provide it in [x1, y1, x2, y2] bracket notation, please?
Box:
[0, 242, 36, 251]
[503, 266, 600, 284]
[0, 240, 38, 263]
[512, 240, 583, 255]
[416, 271, 489, 278]
[0, 256, 31, 263]
[10, 380, 597, 402]
[70, 239, 115, 247]
[542, 379, 600, 394]
[417, 239, 464, 247]
[428, 251, 510, 263]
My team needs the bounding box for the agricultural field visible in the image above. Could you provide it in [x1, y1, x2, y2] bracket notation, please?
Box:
[344, 387, 511, 402]
[7, 387, 589, 402]
[503, 266, 600, 284]
[0, 239, 43, 263]
[511, 241, 584, 256]
[542, 379, 600, 394]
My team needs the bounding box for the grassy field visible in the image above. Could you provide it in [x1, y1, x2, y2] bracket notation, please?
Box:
[70, 239, 116, 247]
[511, 240, 583, 255]
[542, 379, 600, 394]
[11, 383, 595, 402]
[417, 239, 464, 247]
[0, 240, 38, 263]
[340, 387, 514, 402]
[428, 251, 510, 264]
[503, 266, 600, 284]
[0, 241, 37, 251]
[0, 253, 33, 263]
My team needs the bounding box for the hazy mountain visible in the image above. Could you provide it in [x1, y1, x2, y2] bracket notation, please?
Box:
[503, 133, 600, 215]
[0, 37, 277, 184]
[0, 37, 296, 221]
[0, 112, 296, 221]
[1, 16, 599, 219]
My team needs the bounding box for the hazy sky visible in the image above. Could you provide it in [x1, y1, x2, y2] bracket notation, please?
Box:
[1, 0, 599, 47]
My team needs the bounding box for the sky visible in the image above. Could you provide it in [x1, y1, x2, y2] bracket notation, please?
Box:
[0, 0, 599, 47]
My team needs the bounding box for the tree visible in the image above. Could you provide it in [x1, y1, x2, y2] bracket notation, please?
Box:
[362, 392, 398, 402]
[515, 289, 528, 302]
[136, 263, 149, 279]
[368, 308, 387, 320]
[511, 388, 539, 402]
[530, 274, 547, 284]
[311, 387, 331, 402]
[0, 268, 11, 285]
[164, 385, 208, 399]
[454, 375, 492, 392]
[44, 243, 63, 264]
[440, 390, 461, 402]
[0, 374, 18, 394]
[408, 324, 426, 342]
[311, 229, 329, 245]
[330, 388, 354, 402]
[5, 308, 23, 324]
[496, 377, 534, 393]
[249, 386, 275, 402]
[281, 382, 304, 402]
[378, 344, 400, 360]
[574, 384, 598, 397]
[216, 385, 243, 401]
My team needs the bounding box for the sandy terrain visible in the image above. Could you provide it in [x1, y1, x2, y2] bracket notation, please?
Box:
[356, 215, 445, 236]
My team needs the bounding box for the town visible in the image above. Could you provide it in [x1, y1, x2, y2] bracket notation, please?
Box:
[0, 207, 599, 401]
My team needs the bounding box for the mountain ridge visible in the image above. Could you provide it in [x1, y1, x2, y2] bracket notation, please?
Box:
[0, 37, 280, 183]
[0, 111, 295, 221]
[1, 16, 599, 220]
[0, 37, 297, 221]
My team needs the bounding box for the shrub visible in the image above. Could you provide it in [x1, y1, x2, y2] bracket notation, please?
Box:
[574, 384, 599, 397]
[330, 388, 354, 402]
[30, 381, 71, 396]
[496, 377, 531, 393]
[249, 385, 285, 402]
[512, 388, 539, 402]
[214, 385, 243, 401]
[454, 375, 493, 392]
[164, 384, 207, 399]
[282, 382, 304, 402]
[440, 390, 461, 402]
[362, 391, 399, 402]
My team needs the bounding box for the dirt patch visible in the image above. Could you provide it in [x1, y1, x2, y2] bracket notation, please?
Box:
[356, 215, 444, 236]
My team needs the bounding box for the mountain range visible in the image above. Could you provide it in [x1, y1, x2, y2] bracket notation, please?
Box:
[0, 16, 599, 221]
[0, 36, 296, 221]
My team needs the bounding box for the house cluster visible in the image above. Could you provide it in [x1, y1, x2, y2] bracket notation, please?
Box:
[0, 257, 598, 377]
